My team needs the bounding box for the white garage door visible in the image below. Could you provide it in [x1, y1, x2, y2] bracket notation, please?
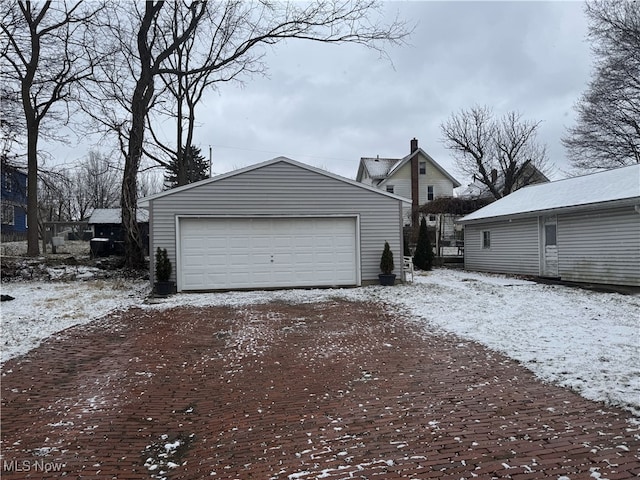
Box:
[179, 217, 358, 290]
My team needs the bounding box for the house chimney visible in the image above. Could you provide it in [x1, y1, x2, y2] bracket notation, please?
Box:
[410, 138, 419, 226]
[410, 138, 418, 153]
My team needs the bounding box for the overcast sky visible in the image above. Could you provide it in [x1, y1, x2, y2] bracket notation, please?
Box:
[51, 1, 593, 186]
[188, 1, 592, 184]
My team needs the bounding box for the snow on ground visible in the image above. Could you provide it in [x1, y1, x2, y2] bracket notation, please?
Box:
[0, 279, 148, 362]
[1, 269, 638, 416]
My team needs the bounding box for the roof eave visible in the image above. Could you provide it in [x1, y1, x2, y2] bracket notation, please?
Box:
[457, 197, 640, 224]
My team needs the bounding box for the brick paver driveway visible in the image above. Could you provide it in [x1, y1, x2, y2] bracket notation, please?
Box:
[2, 299, 638, 479]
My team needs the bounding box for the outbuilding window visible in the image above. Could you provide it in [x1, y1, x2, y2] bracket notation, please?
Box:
[545, 224, 557, 246]
[482, 230, 491, 249]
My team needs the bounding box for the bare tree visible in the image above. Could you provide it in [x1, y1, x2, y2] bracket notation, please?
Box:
[148, 2, 263, 186]
[69, 150, 121, 220]
[563, 0, 640, 171]
[137, 166, 164, 199]
[0, 87, 25, 164]
[441, 106, 550, 200]
[87, 0, 410, 268]
[1, 0, 105, 256]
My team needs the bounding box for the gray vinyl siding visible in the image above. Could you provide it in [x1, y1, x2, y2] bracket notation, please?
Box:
[557, 206, 640, 286]
[464, 217, 540, 275]
[149, 161, 404, 285]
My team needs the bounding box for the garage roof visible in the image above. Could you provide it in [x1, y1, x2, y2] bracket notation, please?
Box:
[138, 156, 411, 207]
[458, 164, 640, 223]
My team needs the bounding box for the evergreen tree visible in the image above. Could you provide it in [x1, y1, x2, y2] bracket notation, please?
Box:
[413, 217, 434, 270]
[164, 145, 209, 189]
[380, 241, 395, 275]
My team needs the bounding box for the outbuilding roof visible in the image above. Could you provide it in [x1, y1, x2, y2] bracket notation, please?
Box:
[458, 164, 640, 223]
[89, 208, 149, 224]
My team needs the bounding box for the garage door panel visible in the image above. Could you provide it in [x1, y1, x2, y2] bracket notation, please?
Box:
[179, 217, 357, 290]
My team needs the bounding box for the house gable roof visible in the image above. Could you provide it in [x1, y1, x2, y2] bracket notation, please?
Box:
[458, 164, 640, 223]
[358, 157, 403, 181]
[357, 149, 461, 188]
[139, 156, 411, 207]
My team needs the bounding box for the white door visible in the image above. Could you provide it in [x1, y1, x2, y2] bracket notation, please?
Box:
[178, 217, 358, 290]
[541, 215, 559, 277]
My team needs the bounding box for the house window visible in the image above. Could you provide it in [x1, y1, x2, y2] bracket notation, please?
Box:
[3, 172, 12, 193]
[386, 185, 394, 194]
[482, 230, 491, 249]
[419, 161, 426, 174]
[428, 214, 436, 222]
[427, 185, 434, 201]
[1, 203, 15, 225]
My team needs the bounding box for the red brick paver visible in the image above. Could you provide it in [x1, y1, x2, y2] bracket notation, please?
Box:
[1, 300, 638, 479]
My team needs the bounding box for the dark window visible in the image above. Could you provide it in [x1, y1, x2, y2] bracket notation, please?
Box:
[428, 214, 436, 222]
[482, 231, 491, 249]
[3, 172, 12, 193]
[427, 185, 434, 201]
[386, 185, 394, 194]
[1, 203, 15, 225]
[545, 224, 557, 246]
[419, 162, 426, 174]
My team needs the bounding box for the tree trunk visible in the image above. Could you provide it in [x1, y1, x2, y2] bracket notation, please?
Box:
[121, 158, 144, 269]
[120, 1, 162, 270]
[26, 119, 40, 256]
[122, 79, 152, 269]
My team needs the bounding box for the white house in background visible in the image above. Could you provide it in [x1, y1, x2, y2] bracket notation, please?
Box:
[356, 138, 461, 227]
[138, 157, 409, 292]
[457, 164, 640, 287]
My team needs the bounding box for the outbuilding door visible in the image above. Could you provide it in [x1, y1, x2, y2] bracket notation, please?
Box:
[540, 215, 559, 278]
[178, 216, 359, 291]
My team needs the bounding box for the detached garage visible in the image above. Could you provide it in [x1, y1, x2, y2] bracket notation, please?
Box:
[139, 157, 408, 291]
[458, 164, 640, 287]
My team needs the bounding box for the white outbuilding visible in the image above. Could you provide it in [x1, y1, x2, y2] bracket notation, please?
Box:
[457, 165, 640, 287]
[139, 157, 409, 291]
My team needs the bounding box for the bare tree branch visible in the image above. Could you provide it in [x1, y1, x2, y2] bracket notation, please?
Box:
[563, 0, 640, 172]
[441, 106, 550, 200]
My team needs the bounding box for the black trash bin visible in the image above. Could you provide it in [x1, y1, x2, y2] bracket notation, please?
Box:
[90, 238, 111, 258]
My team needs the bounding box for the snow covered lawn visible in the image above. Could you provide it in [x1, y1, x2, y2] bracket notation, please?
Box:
[1, 269, 638, 416]
[1, 279, 148, 362]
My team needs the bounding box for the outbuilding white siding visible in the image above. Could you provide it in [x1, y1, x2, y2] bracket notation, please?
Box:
[458, 165, 640, 287]
[142, 158, 407, 291]
[557, 206, 640, 286]
[464, 217, 540, 276]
